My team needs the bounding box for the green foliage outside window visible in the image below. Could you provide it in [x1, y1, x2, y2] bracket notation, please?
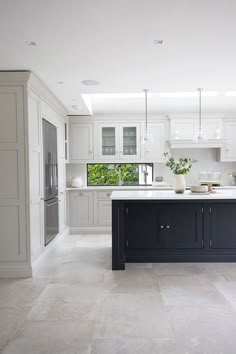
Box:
[87, 163, 139, 186]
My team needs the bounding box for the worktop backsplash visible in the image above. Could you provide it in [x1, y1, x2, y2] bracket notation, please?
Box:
[155, 149, 236, 186]
[66, 149, 236, 187]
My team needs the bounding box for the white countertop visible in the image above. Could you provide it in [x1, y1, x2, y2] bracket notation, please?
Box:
[110, 189, 236, 200]
[66, 185, 236, 192]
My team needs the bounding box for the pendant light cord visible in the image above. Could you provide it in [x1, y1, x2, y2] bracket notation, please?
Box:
[143, 89, 149, 135]
[197, 88, 203, 134]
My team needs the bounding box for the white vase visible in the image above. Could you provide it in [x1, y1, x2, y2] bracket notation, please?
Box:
[174, 174, 186, 194]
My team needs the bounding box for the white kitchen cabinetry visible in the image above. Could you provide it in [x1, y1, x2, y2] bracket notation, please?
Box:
[70, 123, 93, 162]
[142, 122, 167, 162]
[97, 123, 140, 160]
[94, 191, 112, 226]
[220, 120, 236, 161]
[69, 191, 93, 227]
[68, 190, 112, 233]
[0, 72, 68, 278]
[170, 116, 222, 140]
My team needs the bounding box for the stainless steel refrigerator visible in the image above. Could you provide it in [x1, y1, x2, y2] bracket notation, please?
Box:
[42, 119, 59, 246]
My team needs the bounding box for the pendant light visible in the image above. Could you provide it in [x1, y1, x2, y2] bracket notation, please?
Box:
[141, 89, 153, 144]
[194, 88, 207, 142]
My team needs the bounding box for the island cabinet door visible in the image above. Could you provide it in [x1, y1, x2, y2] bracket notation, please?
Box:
[209, 204, 236, 249]
[158, 204, 203, 249]
[125, 204, 158, 250]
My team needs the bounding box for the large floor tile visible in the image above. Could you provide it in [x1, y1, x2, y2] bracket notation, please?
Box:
[0, 306, 30, 351]
[168, 304, 236, 353]
[91, 338, 182, 354]
[27, 283, 107, 321]
[2, 320, 95, 354]
[0, 278, 48, 307]
[214, 280, 236, 308]
[158, 274, 228, 306]
[94, 293, 173, 339]
[153, 262, 202, 276]
[103, 268, 159, 293]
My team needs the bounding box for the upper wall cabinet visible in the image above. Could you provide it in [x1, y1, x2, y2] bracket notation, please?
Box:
[96, 123, 141, 161]
[141, 122, 168, 162]
[220, 120, 236, 161]
[170, 117, 222, 140]
[69, 123, 93, 162]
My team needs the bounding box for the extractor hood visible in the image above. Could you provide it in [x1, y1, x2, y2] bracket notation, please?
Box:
[168, 139, 226, 149]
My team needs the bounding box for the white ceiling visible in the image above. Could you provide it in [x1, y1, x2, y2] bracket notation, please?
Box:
[1, 0, 236, 115]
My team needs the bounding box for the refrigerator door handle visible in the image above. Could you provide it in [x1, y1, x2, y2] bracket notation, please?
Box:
[46, 200, 58, 207]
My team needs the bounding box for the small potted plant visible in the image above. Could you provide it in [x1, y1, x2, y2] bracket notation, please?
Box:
[163, 152, 197, 193]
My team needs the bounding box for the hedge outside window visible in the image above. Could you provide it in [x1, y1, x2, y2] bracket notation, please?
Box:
[87, 163, 153, 186]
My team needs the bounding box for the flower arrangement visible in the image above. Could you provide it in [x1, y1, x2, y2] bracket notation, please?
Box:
[163, 152, 197, 175]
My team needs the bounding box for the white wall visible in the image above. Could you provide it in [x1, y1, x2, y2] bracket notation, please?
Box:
[66, 149, 236, 187]
[154, 149, 236, 186]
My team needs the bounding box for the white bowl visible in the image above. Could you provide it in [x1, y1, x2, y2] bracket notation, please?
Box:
[190, 185, 208, 193]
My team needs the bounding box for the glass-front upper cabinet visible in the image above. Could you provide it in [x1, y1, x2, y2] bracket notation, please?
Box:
[97, 123, 140, 160]
[120, 124, 140, 159]
[98, 124, 119, 159]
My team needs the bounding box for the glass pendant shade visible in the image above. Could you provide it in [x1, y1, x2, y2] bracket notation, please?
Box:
[194, 88, 208, 143]
[141, 89, 153, 145]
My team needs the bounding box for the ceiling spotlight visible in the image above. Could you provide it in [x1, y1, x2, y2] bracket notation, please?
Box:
[153, 39, 163, 44]
[56, 81, 64, 85]
[82, 80, 100, 86]
[25, 41, 36, 46]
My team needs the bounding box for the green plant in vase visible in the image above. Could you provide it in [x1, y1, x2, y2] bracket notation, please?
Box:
[163, 152, 197, 193]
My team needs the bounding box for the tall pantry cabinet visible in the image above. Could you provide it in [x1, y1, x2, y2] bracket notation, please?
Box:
[0, 72, 68, 277]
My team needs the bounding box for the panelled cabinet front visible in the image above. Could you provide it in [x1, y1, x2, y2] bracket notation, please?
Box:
[125, 203, 203, 251]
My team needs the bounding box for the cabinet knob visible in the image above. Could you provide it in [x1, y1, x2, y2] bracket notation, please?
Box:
[89, 150, 93, 154]
[160, 225, 164, 229]
[106, 193, 111, 197]
[166, 225, 170, 229]
[79, 192, 84, 196]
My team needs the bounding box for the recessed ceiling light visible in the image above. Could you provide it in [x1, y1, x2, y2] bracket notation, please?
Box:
[82, 80, 100, 86]
[25, 41, 36, 46]
[56, 81, 64, 85]
[153, 40, 163, 44]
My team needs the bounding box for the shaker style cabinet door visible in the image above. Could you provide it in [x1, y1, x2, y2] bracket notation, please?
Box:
[209, 204, 236, 248]
[69, 123, 93, 161]
[69, 192, 93, 227]
[125, 204, 158, 250]
[143, 122, 166, 162]
[223, 120, 236, 161]
[158, 204, 203, 249]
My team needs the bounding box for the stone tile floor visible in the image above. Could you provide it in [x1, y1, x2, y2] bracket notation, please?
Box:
[1, 234, 236, 353]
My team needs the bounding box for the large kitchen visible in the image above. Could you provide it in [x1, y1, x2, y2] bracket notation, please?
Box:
[1, 1, 236, 353]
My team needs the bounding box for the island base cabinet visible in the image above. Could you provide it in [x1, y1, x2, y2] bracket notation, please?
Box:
[125, 204, 158, 250]
[210, 204, 236, 249]
[158, 205, 203, 249]
[112, 200, 236, 270]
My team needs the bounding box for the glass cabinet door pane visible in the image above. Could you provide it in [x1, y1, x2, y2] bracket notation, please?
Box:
[123, 127, 137, 155]
[102, 127, 116, 155]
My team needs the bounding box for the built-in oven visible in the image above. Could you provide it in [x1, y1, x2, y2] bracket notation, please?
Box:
[44, 197, 59, 246]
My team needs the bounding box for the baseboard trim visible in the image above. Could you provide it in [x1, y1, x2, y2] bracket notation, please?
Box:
[0, 266, 32, 278]
[69, 226, 111, 234]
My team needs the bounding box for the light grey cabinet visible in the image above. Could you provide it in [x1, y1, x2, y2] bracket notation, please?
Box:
[69, 123, 93, 161]
[95, 191, 112, 226]
[69, 191, 93, 227]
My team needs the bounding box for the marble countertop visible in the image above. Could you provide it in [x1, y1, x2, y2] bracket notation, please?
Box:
[110, 189, 236, 200]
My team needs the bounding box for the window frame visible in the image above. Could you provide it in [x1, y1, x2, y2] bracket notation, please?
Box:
[87, 163, 153, 187]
